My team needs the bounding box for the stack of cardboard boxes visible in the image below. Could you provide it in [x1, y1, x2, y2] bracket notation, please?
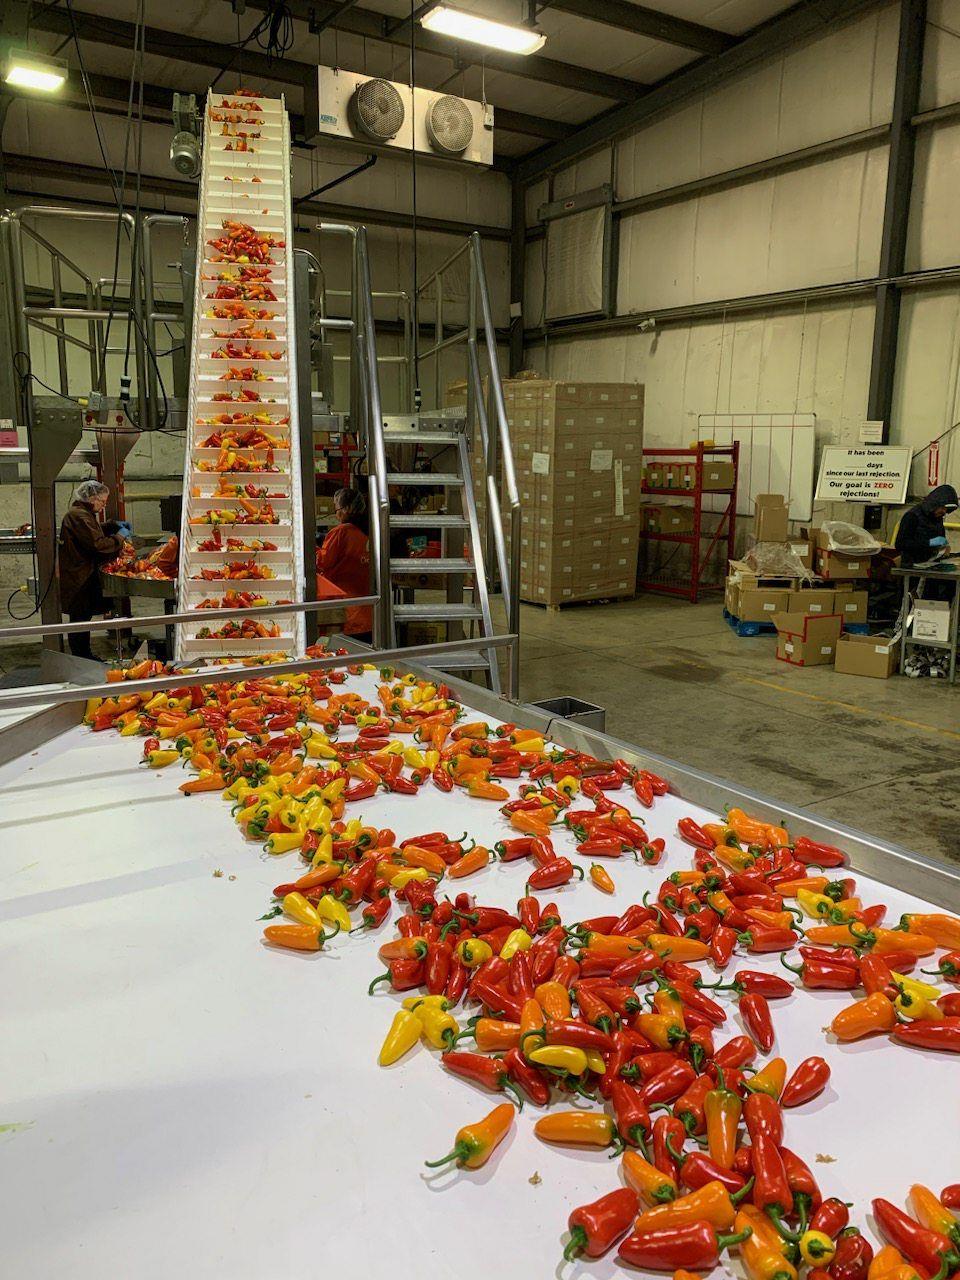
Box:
[724, 494, 870, 631]
[723, 493, 900, 677]
[505, 379, 644, 607]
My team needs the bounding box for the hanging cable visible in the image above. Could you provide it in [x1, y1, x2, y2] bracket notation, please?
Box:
[409, 0, 421, 410]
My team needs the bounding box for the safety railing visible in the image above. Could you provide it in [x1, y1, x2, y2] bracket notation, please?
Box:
[0, 629, 520, 709]
[415, 232, 521, 695]
[4, 206, 148, 420]
[316, 223, 393, 651]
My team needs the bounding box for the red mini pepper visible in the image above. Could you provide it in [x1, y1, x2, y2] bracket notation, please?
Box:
[441, 1051, 524, 1107]
[739, 992, 775, 1053]
[781, 1056, 830, 1108]
[744, 1091, 783, 1146]
[610, 1079, 652, 1147]
[829, 1229, 874, 1280]
[811, 1198, 850, 1239]
[738, 927, 798, 954]
[502, 1045, 550, 1106]
[527, 858, 584, 892]
[618, 1221, 751, 1271]
[566, 1188, 640, 1260]
[678, 817, 713, 849]
[652, 1114, 686, 1180]
[751, 1132, 792, 1221]
[793, 836, 846, 868]
[891, 1018, 960, 1053]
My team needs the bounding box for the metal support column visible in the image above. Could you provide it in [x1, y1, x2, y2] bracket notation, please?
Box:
[294, 251, 320, 647]
[867, 0, 927, 440]
[509, 175, 526, 377]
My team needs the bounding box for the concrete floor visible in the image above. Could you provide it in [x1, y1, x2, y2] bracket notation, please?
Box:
[1, 595, 957, 863]
[510, 596, 960, 866]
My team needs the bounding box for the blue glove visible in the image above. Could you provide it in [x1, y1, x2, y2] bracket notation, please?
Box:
[116, 521, 132, 538]
[929, 535, 948, 547]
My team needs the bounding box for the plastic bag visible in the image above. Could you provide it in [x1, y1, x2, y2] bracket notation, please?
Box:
[742, 542, 813, 581]
[820, 521, 882, 555]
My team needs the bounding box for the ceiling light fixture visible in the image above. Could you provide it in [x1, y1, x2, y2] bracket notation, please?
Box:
[420, 6, 545, 55]
[4, 48, 68, 93]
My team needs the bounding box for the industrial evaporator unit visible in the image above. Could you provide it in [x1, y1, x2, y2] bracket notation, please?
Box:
[307, 67, 494, 166]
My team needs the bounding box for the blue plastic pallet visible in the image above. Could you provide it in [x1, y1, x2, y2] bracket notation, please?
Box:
[723, 608, 775, 637]
[723, 609, 869, 638]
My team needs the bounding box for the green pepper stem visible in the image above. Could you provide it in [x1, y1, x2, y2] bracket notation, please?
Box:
[718, 1227, 754, 1252]
[731, 1176, 755, 1205]
[367, 970, 391, 996]
[563, 1227, 588, 1262]
[500, 1078, 525, 1110]
[424, 1140, 469, 1169]
[767, 1207, 803, 1243]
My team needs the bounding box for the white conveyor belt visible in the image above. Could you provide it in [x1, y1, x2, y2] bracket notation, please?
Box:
[0, 667, 956, 1279]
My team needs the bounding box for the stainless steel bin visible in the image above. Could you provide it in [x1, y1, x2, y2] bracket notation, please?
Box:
[527, 696, 606, 733]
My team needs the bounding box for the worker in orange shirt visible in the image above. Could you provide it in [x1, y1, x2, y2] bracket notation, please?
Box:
[316, 487, 372, 640]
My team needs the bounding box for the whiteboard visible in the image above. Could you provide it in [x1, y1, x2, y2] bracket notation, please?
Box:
[698, 413, 816, 521]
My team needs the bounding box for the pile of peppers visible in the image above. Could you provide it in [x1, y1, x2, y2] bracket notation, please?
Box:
[86, 654, 960, 1274]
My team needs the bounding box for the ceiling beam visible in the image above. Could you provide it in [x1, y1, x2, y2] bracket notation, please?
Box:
[240, 0, 646, 101]
[1, 153, 513, 240]
[540, 0, 735, 56]
[516, 0, 889, 181]
[30, 7, 566, 144]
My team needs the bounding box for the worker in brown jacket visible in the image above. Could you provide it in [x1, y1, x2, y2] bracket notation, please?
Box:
[58, 480, 125, 659]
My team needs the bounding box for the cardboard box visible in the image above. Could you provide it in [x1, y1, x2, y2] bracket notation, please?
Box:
[660, 505, 694, 534]
[787, 537, 815, 572]
[791, 588, 836, 616]
[816, 548, 870, 581]
[755, 494, 789, 543]
[835, 633, 900, 678]
[774, 612, 843, 667]
[913, 599, 951, 642]
[642, 504, 663, 533]
[736, 587, 792, 623]
[643, 463, 664, 489]
[835, 589, 868, 624]
[702, 460, 736, 492]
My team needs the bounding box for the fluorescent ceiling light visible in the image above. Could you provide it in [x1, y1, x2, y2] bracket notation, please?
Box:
[420, 6, 545, 54]
[4, 49, 68, 93]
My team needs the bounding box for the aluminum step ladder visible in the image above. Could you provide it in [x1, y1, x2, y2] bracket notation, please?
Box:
[383, 414, 501, 688]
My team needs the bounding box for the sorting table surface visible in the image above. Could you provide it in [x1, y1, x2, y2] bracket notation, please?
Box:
[0, 667, 956, 1279]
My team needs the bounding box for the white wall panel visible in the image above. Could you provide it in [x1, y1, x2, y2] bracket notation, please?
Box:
[615, 101, 703, 201]
[617, 145, 887, 312]
[891, 288, 960, 493]
[614, 7, 896, 204]
[552, 146, 613, 201]
[906, 119, 960, 270]
[920, 0, 960, 111]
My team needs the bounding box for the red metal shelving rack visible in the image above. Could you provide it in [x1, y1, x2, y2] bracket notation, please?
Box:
[638, 441, 740, 603]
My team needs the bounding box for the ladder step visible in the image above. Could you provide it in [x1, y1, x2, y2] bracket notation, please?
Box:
[389, 473, 463, 486]
[428, 649, 494, 671]
[396, 604, 482, 621]
[391, 514, 469, 528]
[390, 558, 473, 574]
[384, 431, 461, 445]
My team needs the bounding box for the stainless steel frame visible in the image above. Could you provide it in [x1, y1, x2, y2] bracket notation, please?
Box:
[0, 626, 954, 911]
[317, 223, 393, 650]
[416, 233, 521, 695]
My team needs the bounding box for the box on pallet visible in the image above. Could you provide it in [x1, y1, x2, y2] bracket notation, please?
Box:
[754, 494, 789, 543]
[834, 633, 900, 678]
[774, 612, 843, 666]
[506, 378, 643, 606]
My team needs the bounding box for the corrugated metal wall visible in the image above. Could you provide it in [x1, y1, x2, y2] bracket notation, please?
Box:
[523, 2, 960, 514]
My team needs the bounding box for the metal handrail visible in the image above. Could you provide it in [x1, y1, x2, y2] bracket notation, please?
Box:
[143, 214, 189, 432]
[0, 633, 519, 711]
[409, 231, 522, 694]
[0, 595, 380, 642]
[317, 223, 392, 648]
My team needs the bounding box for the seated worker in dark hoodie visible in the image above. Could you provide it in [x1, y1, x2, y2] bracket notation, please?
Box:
[895, 484, 958, 600]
